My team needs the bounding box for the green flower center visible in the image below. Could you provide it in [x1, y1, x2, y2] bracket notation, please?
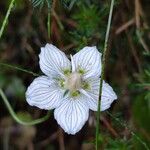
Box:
[59, 69, 90, 97]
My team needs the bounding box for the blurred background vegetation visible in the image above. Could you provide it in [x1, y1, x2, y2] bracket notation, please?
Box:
[0, 0, 150, 149]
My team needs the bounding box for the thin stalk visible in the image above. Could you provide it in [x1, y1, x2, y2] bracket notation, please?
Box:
[0, 62, 40, 77]
[0, 0, 15, 39]
[3, 128, 10, 150]
[52, 11, 64, 30]
[95, 0, 115, 149]
[47, 0, 51, 39]
[0, 88, 51, 126]
[47, 10, 51, 39]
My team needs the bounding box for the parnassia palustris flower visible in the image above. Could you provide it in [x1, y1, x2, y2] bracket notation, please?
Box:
[26, 44, 117, 134]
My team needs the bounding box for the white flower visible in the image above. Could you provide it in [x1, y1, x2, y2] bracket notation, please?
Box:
[26, 44, 117, 134]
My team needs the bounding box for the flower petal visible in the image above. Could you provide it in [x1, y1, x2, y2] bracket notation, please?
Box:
[81, 79, 117, 111]
[26, 76, 63, 110]
[39, 44, 71, 78]
[54, 95, 89, 134]
[72, 46, 102, 79]
[101, 82, 117, 111]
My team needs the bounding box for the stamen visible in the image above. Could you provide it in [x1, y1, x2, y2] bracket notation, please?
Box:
[71, 90, 80, 97]
[78, 69, 85, 75]
[82, 81, 90, 90]
[63, 69, 71, 76]
[58, 79, 65, 88]
[70, 55, 76, 72]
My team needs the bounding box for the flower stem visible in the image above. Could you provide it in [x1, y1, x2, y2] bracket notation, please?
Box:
[0, 88, 51, 126]
[95, 0, 115, 149]
[0, 0, 15, 39]
[47, 10, 51, 39]
[47, 0, 51, 39]
[0, 62, 40, 76]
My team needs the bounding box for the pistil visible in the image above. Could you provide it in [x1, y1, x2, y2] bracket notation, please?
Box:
[65, 72, 81, 92]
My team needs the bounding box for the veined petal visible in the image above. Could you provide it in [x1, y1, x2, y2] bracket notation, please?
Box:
[72, 46, 102, 79]
[26, 76, 63, 110]
[39, 44, 71, 78]
[54, 95, 89, 134]
[81, 79, 117, 111]
[100, 82, 117, 111]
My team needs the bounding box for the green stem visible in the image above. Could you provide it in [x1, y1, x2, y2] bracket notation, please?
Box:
[95, 0, 115, 149]
[0, 88, 51, 126]
[0, 0, 15, 39]
[47, 10, 51, 39]
[0, 62, 40, 77]
[47, 0, 51, 39]
[52, 11, 64, 30]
